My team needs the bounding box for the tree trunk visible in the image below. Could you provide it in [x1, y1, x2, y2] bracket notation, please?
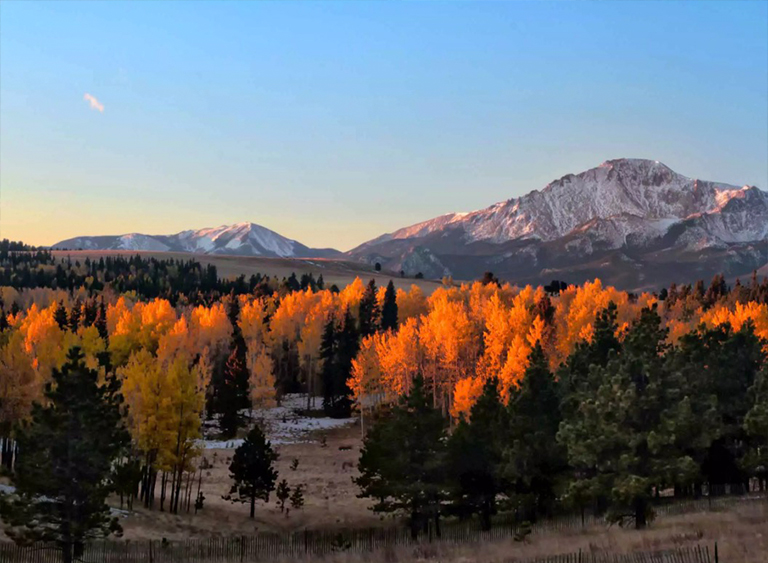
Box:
[634, 497, 647, 530]
[160, 471, 167, 511]
[480, 498, 491, 531]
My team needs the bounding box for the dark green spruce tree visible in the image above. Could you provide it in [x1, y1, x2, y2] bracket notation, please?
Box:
[447, 377, 508, 529]
[355, 375, 446, 539]
[381, 280, 398, 331]
[223, 425, 278, 518]
[557, 307, 699, 529]
[358, 279, 380, 337]
[321, 309, 358, 418]
[53, 301, 68, 331]
[505, 343, 566, 521]
[744, 362, 768, 489]
[218, 332, 251, 438]
[0, 347, 130, 563]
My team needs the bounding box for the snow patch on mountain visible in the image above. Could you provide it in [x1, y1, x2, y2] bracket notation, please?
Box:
[52, 222, 339, 258]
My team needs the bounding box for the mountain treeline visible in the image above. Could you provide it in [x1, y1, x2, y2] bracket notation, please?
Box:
[0, 247, 326, 303]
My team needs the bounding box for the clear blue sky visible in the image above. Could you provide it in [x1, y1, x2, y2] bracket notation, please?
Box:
[1, 0, 766, 251]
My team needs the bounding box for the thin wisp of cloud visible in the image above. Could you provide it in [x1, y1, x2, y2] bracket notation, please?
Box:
[83, 93, 104, 113]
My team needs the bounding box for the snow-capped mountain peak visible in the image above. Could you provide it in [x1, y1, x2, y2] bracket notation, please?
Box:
[347, 158, 768, 289]
[52, 222, 340, 259]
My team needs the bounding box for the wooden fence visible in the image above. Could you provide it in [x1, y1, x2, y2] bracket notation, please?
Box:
[0, 491, 752, 563]
[506, 546, 714, 563]
[0, 541, 716, 563]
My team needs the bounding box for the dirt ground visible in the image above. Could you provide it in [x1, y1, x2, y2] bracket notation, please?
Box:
[119, 421, 377, 540]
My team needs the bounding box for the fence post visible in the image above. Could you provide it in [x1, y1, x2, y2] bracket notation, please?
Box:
[304, 529, 309, 554]
[148, 539, 153, 563]
[714, 541, 719, 563]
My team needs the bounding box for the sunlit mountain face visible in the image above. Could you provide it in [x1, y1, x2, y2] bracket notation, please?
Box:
[347, 159, 768, 290]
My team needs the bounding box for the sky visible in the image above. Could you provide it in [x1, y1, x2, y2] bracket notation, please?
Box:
[1, 1, 766, 252]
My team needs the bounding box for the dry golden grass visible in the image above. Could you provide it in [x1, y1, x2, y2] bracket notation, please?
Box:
[50, 250, 442, 294]
[263, 502, 768, 563]
[110, 422, 768, 562]
[118, 423, 381, 540]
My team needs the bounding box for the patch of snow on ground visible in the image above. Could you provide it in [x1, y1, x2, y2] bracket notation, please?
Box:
[200, 394, 355, 449]
[0, 484, 131, 517]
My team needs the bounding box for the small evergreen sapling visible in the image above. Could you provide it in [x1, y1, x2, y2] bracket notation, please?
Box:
[290, 484, 305, 511]
[276, 479, 290, 513]
[223, 425, 278, 518]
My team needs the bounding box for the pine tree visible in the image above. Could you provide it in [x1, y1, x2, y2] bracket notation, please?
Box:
[68, 302, 81, 332]
[505, 343, 566, 520]
[321, 310, 357, 418]
[672, 323, 765, 492]
[276, 479, 290, 512]
[447, 378, 507, 529]
[744, 363, 768, 487]
[557, 307, 696, 529]
[0, 347, 130, 563]
[355, 375, 446, 539]
[320, 318, 338, 412]
[219, 333, 251, 438]
[381, 280, 398, 331]
[358, 279, 380, 337]
[224, 425, 278, 518]
[94, 299, 108, 340]
[53, 300, 68, 330]
[290, 484, 305, 510]
[558, 303, 621, 417]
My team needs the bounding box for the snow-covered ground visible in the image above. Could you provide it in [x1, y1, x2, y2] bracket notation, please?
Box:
[0, 484, 131, 517]
[200, 394, 356, 450]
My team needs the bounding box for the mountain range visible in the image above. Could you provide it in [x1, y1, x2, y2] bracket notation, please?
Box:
[52, 222, 341, 259]
[52, 159, 768, 290]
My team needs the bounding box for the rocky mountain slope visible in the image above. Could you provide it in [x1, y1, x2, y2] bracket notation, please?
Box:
[52, 222, 341, 259]
[348, 159, 768, 290]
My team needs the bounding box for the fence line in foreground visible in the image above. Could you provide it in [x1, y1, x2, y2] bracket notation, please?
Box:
[0, 489, 754, 563]
[0, 541, 715, 563]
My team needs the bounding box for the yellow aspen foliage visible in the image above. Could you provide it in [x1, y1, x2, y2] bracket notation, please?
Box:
[119, 350, 175, 464]
[702, 301, 768, 345]
[239, 298, 271, 348]
[106, 297, 130, 336]
[451, 376, 485, 420]
[163, 356, 204, 473]
[157, 316, 192, 366]
[0, 331, 40, 428]
[78, 325, 107, 371]
[349, 334, 383, 411]
[190, 303, 230, 356]
[499, 334, 531, 400]
[376, 285, 387, 310]
[396, 285, 429, 323]
[18, 304, 66, 379]
[339, 277, 366, 314]
[377, 318, 421, 399]
[248, 348, 276, 409]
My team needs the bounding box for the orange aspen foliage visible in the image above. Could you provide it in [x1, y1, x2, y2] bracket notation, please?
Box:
[396, 285, 428, 323]
[451, 376, 485, 420]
